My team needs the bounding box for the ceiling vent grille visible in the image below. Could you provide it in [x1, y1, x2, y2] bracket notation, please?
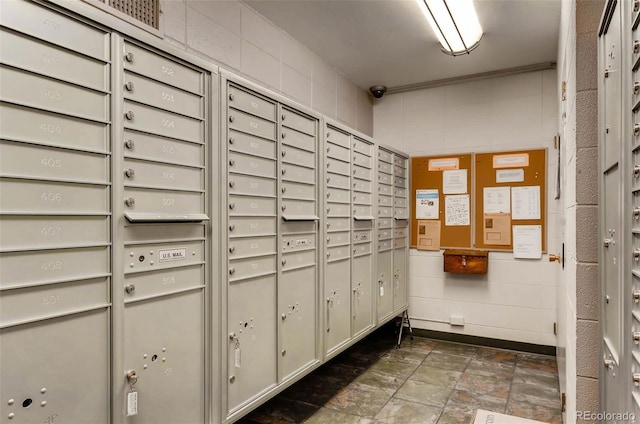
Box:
[98, 0, 160, 29]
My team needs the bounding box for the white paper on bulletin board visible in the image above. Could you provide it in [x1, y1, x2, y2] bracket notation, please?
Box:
[445, 194, 470, 226]
[513, 225, 542, 259]
[442, 169, 467, 194]
[496, 169, 525, 183]
[416, 189, 439, 219]
[493, 153, 529, 168]
[483, 186, 511, 214]
[511, 186, 541, 220]
[428, 157, 459, 171]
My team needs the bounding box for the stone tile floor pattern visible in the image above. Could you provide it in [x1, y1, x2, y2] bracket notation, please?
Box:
[237, 325, 562, 424]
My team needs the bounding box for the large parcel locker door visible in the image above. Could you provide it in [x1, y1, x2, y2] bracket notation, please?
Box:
[352, 225, 373, 337]
[1, 311, 110, 424]
[393, 240, 408, 312]
[0, 2, 111, 423]
[123, 292, 205, 423]
[324, 254, 351, 355]
[278, 245, 318, 380]
[376, 246, 394, 321]
[227, 275, 277, 412]
[116, 38, 209, 424]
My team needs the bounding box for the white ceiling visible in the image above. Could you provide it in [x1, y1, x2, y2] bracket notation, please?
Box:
[244, 0, 562, 90]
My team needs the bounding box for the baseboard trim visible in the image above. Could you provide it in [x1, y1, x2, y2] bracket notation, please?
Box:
[410, 328, 556, 356]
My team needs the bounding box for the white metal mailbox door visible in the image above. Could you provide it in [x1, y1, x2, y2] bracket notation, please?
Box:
[123, 292, 205, 424]
[352, 253, 373, 336]
[393, 246, 408, 313]
[599, 1, 625, 417]
[325, 259, 352, 354]
[376, 249, 393, 321]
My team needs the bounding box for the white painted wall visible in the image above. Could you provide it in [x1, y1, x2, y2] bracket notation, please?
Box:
[161, 0, 373, 135]
[373, 69, 559, 346]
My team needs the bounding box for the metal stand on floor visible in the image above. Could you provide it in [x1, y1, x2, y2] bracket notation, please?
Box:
[396, 310, 413, 348]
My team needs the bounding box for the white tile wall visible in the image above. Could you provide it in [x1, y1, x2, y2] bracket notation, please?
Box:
[373, 95, 403, 146]
[163, 0, 186, 45]
[403, 86, 446, 110]
[337, 95, 356, 128]
[337, 73, 358, 128]
[241, 6, 281, 58]
[374, 69, 560, 347]
[188, 0, 241, 35]
[356, 89, 373, 135]
[185, 5, 241, 70]
[338, 73, 356, 99]
[312, 82, 336, 119]
[240, 39, 280, 90]
[311, 55, 337, 91]
[281, 64, 311, 107]
[282, 35, 313, 77]
[163, 0, 373, 135]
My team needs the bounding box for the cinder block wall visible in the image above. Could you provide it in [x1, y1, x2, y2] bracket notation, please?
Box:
[574, 0, 602, 417]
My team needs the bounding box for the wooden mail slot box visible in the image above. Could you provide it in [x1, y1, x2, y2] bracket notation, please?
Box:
[443, 249, 488, 274]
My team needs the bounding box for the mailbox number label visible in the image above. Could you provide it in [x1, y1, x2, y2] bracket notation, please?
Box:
[41, 53, 59, 66]
[42, 88, 62, 101]
[41, 123, 62, 134]
[161, 92, 175, 103]
[42, 19, 61, 31]
[41, 260, 63, 271]
[161, 65, 175, 77]
[43, 295, 61, 305]
[41, 158, 62, 168]
[41, 192, 63, 202]
[41, 226, 62, 236]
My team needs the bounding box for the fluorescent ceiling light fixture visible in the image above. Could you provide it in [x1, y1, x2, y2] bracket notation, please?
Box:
[417, 0, 483, 56]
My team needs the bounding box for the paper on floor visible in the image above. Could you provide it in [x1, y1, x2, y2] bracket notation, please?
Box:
[471, 409, 548, 424]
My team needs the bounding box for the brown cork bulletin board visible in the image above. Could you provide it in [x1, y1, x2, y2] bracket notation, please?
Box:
[474, 149, 547, 252]
[410, 154, 473, 248]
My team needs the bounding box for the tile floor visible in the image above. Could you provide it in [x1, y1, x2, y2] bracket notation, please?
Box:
[238, 324, 563, 424]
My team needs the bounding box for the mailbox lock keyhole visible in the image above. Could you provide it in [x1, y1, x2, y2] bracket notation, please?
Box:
[127, 370, 138, 387]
